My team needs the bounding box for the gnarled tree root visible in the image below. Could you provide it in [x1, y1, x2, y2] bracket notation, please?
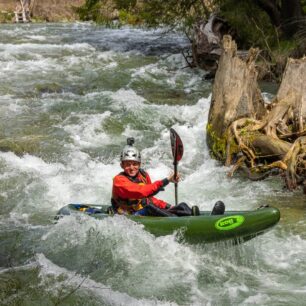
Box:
[283, 136, 306, 189]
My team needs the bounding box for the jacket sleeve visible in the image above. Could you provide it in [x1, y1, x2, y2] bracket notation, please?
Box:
[144, 173, 168, 209]
[113, 175, 165, 199]
[150, 196, 168, 209]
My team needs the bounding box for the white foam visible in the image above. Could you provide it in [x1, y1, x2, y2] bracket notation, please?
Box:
[0, 42, 96, 54]
[242, 293, 271, 305]
[0, 152, 65, 176]
[0, 95, 27, 116]
[0, 151, 116, 211]
[41, 214, 211, 304]
[62, 112, 112, 148]
[36, 253, 176, 306]
[25, 35, 47, 41]
[110, 88, 147, 111]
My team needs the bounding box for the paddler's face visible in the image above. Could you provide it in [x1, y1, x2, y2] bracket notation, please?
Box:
[121, 160, 141, 177]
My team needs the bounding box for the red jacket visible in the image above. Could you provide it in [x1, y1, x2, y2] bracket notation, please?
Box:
[112, 170, 168, 213]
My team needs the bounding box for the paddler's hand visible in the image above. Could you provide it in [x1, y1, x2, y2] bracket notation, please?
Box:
[168, 172, 181, 183]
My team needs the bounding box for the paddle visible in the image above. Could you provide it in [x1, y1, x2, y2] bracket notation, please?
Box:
[170, 128, 184, 206]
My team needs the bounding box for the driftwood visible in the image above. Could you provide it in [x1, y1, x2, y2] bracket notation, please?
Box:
[190, 14, 247, 78]
[191, 14, 225, 73]
[207, 35, 306, 192]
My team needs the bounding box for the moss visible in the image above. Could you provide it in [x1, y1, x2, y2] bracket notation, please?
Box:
[206, 123, 226, 161]
[206, 123, 240, 162]
[238, 120, 255, 137]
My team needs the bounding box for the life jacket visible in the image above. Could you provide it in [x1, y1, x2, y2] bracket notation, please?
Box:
[111, 169, 152, 215]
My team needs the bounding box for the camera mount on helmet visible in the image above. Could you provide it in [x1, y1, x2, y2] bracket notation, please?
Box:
[126, 137, 135, 146]
[120, 137, 141, 162]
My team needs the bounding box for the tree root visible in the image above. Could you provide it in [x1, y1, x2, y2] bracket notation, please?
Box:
[283, 136, 306, 189]
[242, 167, 276, 181]
[208, 36, 306, 192]
[227, 155, 245, 177]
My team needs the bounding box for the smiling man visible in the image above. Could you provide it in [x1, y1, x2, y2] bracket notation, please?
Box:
[111, 138, 193, 216]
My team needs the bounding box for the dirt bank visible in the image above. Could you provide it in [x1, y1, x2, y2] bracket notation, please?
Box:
[0, 0, 85, 22]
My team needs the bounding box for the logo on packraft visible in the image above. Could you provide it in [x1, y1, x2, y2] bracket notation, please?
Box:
[215, 215, 245, 230]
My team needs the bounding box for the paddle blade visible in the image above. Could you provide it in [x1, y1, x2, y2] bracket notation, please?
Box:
[170, 128, 184, 162]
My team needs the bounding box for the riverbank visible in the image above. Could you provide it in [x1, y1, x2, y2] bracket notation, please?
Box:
[0, 0, 85, 23]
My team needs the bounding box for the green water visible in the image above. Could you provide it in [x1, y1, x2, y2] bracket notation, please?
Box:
[0, 23, 305, 306]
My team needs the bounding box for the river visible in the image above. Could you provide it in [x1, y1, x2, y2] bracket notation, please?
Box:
[0, 23, 305, 306]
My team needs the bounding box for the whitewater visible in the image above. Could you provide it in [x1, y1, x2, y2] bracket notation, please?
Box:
[0, 23, 305, 306]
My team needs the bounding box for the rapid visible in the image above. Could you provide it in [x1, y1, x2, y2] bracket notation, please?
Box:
[0, 23, 305, 306]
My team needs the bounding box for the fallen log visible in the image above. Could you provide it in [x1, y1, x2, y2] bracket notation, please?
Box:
[191, 14, 248, 78]
[192, 14, 225, 73]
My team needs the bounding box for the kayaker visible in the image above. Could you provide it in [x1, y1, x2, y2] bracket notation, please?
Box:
[111, 138, 197, 216]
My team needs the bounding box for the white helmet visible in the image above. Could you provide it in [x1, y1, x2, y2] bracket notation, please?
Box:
[120, 138, 141, 162]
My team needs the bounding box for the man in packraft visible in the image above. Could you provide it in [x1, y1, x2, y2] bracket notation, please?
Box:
[111, 138, 197, 216]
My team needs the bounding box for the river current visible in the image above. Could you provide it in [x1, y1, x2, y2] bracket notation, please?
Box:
[0, 23, 305, 306]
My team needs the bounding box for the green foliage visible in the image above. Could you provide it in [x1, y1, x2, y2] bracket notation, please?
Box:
[278, 40, 298, 52]
[0, 11, 14, 23]
[76, 0, 211, 29]
[140, 0, 210, 30]
[302, 0, 306, 13]
[115, 0, 136, 10]
[118, 9, 142, 25]
[215, 0, 306, 65]
[76, 0, 102, 22]
[216, 0, 277, 50]
[77, 0, 141, 25]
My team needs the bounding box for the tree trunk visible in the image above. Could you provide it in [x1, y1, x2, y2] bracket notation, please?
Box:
[207, 35, 306, 191]
[207, 35, 266, 160]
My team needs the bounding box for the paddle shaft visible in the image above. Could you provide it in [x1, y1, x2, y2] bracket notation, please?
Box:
[170, 128, 183, 207]
[174, 162, 178, 206]
[173, 140, 178, 206]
